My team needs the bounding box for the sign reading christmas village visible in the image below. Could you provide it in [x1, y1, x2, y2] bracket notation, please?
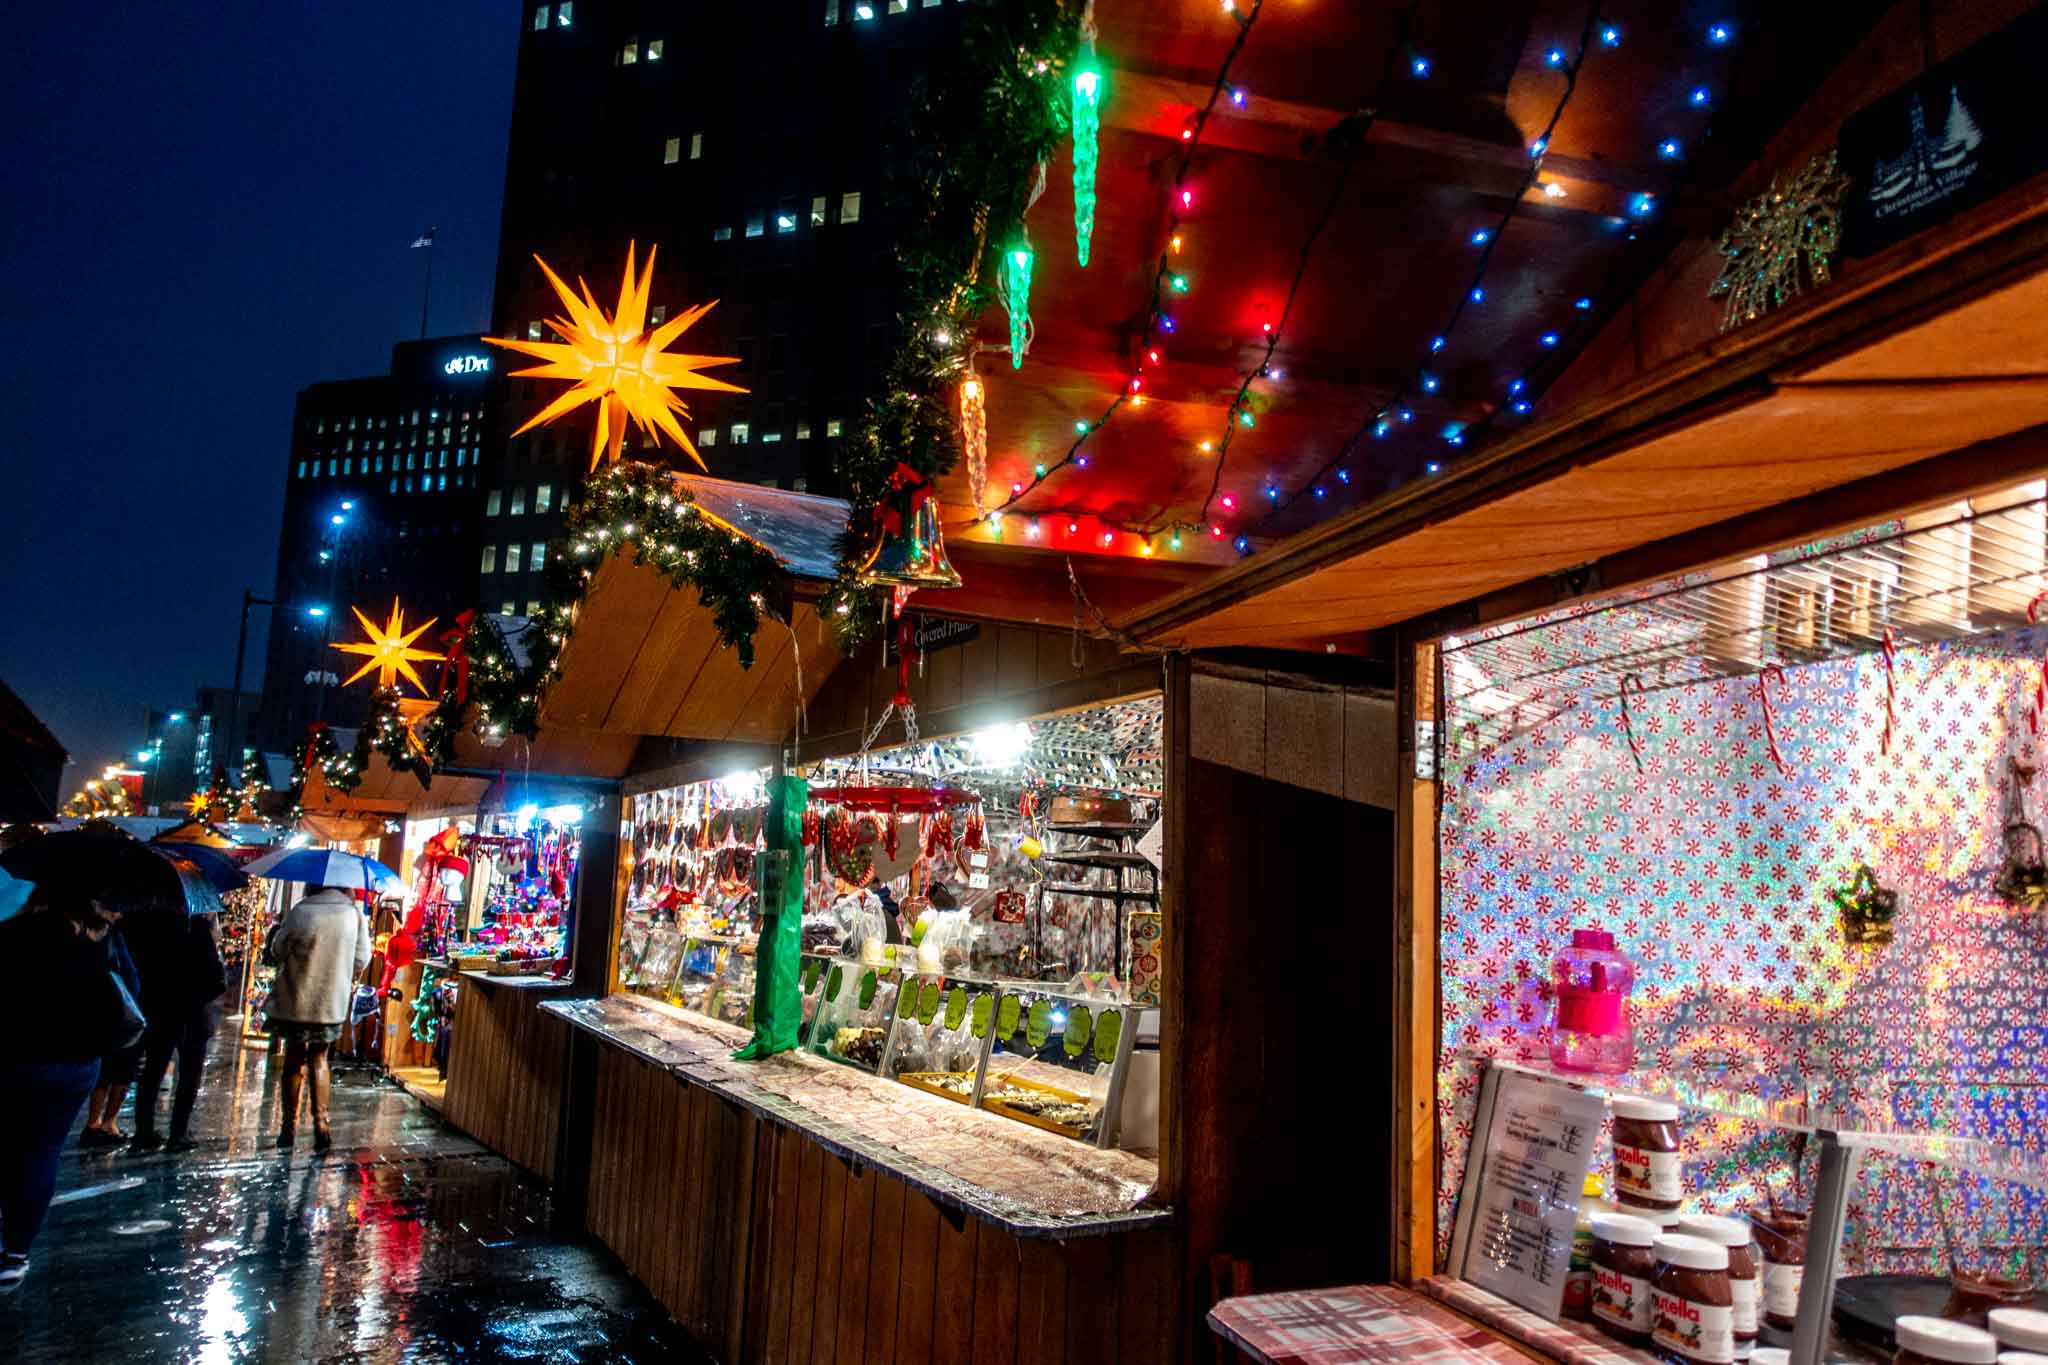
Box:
[1839, 6, 2048, 256]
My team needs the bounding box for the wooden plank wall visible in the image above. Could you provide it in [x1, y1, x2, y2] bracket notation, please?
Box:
[1174, 652, 1398, 1311]
[379, 962, 436, 1071]
[586, 1045, 1180, 1365]
[442, 981, 570, 1181]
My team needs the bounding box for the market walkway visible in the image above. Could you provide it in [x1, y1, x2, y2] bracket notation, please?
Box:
[0, 1019, 710, 1363]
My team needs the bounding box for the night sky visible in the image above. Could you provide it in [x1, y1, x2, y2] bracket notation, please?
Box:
[0, 2, 515, 793]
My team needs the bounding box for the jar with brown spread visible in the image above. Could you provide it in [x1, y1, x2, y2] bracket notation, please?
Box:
[1747, 1207, 1809, 1331]
[1895, 1314, 2000, 1364]
[1945, 1274, 2038, 1326]
[1990, 1309, 2048, 1360]
[1680, 1214, 1761, 1359]
[1590, 1212, 1660, 1346]
[1652, 1233, 1735, 1365]
[1613, 1097, 1683, 1212]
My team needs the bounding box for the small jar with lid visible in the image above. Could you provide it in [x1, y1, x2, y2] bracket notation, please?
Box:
[1652, 1233, 1736, 1365]
[1747, 1207, 1809, 1331]
[1590, 1212, 1659, 1346]
[1895, 1314, 2000, 1365]
[1680, 1215, 1761, 1359]
[1564, 1172, 1608, 1320]
[1613, 1097, 1683, 1212]
[1990, 1309, 2048, 1362]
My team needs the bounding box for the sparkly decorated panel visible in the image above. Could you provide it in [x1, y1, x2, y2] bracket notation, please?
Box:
[1436, 628, 2048, 1273]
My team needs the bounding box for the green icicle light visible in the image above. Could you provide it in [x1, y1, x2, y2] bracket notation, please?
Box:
[1071, 65, 1101, 267]
[1005, 244, 1033, 369]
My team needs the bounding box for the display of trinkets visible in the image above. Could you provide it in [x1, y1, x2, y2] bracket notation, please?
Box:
[1831, 863, 1897, 946]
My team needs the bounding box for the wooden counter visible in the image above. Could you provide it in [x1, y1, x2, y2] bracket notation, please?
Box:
[441, 971, 573, 1181]
[548, 995, 1180, 1365]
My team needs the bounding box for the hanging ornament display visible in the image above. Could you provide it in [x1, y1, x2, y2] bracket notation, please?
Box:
[1004, 239, 1034, 369]
[852, 463, 961, 592]
[1709, 149, 1851, 332]
[1831, 863, 1898, 946]
[960, 376, 989, 515]
[1071, 62, 1101, 267]
[1994, 758, 2048, 910]
[485, 242, 747, 470]
[331, 599, 443, 694]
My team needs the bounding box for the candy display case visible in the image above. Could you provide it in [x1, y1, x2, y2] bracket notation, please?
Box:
[881, 972, 998, 1104]
[803, 957, 906, 1072]
[979, 984, 1136, 1148]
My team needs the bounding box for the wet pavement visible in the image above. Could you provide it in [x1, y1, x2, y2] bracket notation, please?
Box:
[0, 1020, 711, 1363]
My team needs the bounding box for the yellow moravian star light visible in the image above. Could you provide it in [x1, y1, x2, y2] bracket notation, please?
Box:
[485, 243, 746, 471]
[331, 600, 444, 695]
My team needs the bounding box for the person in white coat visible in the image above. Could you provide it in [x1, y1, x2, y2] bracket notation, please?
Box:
[264, 885, 370, 1151]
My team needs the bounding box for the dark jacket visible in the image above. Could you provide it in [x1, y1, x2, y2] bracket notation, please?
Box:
[126, 914, 229, 1036]
[3, 912, 137, 1065]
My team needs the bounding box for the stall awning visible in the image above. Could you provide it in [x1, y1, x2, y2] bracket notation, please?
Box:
[541, 475, 846, 745]
[300, 757, 491, 818]
[1118, 196, 2048, 650]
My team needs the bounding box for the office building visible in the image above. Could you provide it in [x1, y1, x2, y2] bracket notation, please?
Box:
[255, 336, 505, 752]
[481, 0, 964, 613]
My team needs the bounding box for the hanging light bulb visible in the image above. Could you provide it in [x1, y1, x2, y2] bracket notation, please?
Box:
[959, 376, 987, 510]
[1004, 243, 1033, 368]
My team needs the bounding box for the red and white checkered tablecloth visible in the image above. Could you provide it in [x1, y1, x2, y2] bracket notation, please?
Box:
[1420, 1276, 1658, 1365]
[1206, 1284, 1532, 1364]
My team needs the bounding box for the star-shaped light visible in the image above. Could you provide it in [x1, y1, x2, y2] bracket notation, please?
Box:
[485, 243, 745, 471]
[332, 600, 443, 695]
[185, 791, 212, 818]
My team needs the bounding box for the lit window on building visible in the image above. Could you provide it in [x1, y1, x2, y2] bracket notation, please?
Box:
[533, 4, 548, 29]
[796, 420, 812, 440]
[730, 423, 750, 444]
[527, 321, 543, 340]
[486, 490, 502, 516]
[481, 545, 497, 574]
[762, 477, 780, 488]
[824, 0, 837, 23]
[776, 209, 797, 234]
[793, 477, 808, 492]
[854, 2, 874, 17]
[502, 600, 517, 616]
[689, 132, 702, 159]
[438, 473, 448, 491]
[664, 137, 681, 165]
[810, 195, 827, 228]
[889, 0, 907, 12]
[555, 1, 571, 24]
[530, 542, 546, 568]
[406, 452, 416, 470]
[650, 305, 666, 325]
[535, 482, 553, 512]
[825, 419, 843, 437]
[745, 217, 765, 239]
[698, 428, 718, 447]
[646, 38, 663, 59]
[619, 38, 637, 64]
[389, 478, 398, 493]
[525, 600, 542, 616]
[761, 429, 782, 444]
[506, 545, 523, 573]
[296, 462, 307, 478]
[405, 476, 415, 492]
[510, 486, 527, 515]
[713, 226, 732, 241]
[327, 459, 338, 475]
[840, 191, 861, 223]
[342, 457, 353, 474]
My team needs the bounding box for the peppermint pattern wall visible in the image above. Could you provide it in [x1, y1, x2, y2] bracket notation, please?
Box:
[1436, 629, 2048, 1273]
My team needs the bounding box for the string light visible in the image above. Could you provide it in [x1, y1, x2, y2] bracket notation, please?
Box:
[1599, 25, 1620, 45]
[1708, 22, 1732, 43]
[1004, 245, 1033, 368]
[1071, 65, 1102, 266]
[1659, 138, 1682, 159]
[1411, 55, 1431, 77]
[1690, 85, 1711, 106]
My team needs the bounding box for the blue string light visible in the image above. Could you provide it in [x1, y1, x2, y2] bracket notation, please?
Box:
[1470, 228, 1492, 246]
[1530, 138, 1548, 157]
[1430, 335, 1445, 351]
[1545, 47, 1566, 66]
[1574, 296, 1593, 310]
[1690, 85, 1711, 106]
[1708, 22, 1732, 43]
[1540, 331, 1560, 347]
[1659, 138, 1682, 159]
[1599, 25, 1620, 45]
[1411, 55, 1431, 77]
[1469, 287, 1485, 303]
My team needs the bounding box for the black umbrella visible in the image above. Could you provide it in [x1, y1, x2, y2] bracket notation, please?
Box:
[0, 830, 203, 919]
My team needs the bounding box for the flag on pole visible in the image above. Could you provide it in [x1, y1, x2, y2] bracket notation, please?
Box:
[410, 225, 438, 249]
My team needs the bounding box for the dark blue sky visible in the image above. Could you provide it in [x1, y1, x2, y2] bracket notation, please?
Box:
[0, 2, 515, 792]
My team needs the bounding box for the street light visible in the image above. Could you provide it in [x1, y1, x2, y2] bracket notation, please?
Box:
[305, 605, 328, 618]
[330, 513, 346, 526]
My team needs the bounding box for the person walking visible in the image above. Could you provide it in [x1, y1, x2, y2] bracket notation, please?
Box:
[0, 888, 142, 1288]
[264, 884, 369, 1152]
[76, 925, 144, 1148]
[129, 913, 229, 1154]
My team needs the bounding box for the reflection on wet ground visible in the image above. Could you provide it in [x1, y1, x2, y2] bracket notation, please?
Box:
[0, 1022, 709, 1363]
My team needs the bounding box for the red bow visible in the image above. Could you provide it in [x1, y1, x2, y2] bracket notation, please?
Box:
[436, 609, 474, 704]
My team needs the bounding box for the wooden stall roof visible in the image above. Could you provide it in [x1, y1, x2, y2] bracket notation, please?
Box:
[450, 726, 638, 783]
[301, 754, 491, 819]
[1119, 182, 2048, 650]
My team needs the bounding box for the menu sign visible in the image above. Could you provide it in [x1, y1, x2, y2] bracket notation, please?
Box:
[1450, 1066, 1605, 1321]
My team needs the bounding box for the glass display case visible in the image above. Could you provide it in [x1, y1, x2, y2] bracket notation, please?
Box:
[804, 956, 905, 1072]
[881, 971, 998, 1104]
[980, 984, 1135, 1148]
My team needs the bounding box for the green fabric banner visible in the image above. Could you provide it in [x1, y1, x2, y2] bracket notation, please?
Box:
[733, 774, 807, 1061]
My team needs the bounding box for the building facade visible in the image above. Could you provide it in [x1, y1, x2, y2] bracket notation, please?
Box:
[256, 336, 504, 753]
[481, 0, 962, 613]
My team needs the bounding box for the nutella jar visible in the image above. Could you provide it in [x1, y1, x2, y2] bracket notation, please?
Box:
[1990, 1309, 2048, 1359]
[1652, 1233, 1736, 1365]
[1895, 1314, 2000, 1364]
[1681, 1215, 1761, 1359]
[1613, 1097, 1683, 1212]
[1748, 1208, 1809, 1331]
[1590, 1212, 1660, 1347]
[1751, 1352, 1790, 1365]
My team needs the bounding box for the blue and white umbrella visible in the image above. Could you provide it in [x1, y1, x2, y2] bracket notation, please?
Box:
[243, 846, 406, 896]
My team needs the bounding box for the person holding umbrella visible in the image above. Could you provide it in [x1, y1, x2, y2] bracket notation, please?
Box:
[246, 847, 395, 1151]
[0, 876, 144, 1289]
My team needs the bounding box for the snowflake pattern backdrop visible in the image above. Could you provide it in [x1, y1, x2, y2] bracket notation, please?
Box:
[1437, 626, 2048, 1274]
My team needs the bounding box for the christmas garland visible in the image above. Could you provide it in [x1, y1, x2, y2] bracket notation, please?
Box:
[466, 462, 790, 742]
[824, 0, 1085, 651]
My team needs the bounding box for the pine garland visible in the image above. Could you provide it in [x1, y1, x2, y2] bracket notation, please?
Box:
[826, 0, 1085, 651]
